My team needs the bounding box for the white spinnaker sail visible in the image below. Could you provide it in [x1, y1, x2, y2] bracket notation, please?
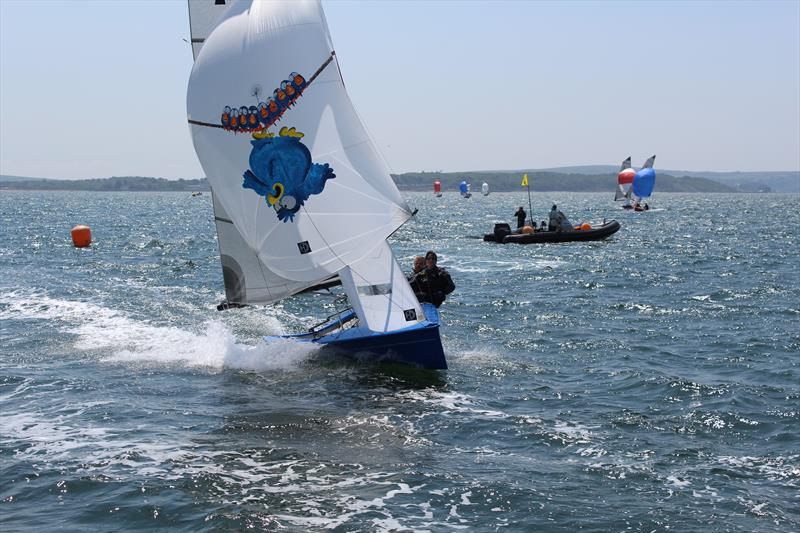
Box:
[339, 241, 423, 331]
[187, 0, 411, 291]
[212, 193, 316, 304]
[481, 182, 489, 196]
[190, 0, 314, 305]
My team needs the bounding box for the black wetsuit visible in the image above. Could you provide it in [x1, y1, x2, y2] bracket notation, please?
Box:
[514, 208, 526, 229]
[410, 266, 455, 308]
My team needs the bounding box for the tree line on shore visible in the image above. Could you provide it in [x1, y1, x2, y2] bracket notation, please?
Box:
[0, 171, 742, 193]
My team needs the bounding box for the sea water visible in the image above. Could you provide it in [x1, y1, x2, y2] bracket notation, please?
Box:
[1, 191, 798, 531]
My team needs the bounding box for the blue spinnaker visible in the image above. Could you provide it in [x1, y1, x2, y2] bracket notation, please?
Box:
[459, 181, 468, 195]
[632, 168, 656, 198]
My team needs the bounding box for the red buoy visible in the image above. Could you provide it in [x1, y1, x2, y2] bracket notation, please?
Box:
[71, 225, 92, 247]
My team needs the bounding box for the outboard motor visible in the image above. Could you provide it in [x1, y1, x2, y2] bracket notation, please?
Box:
[493, 223, 512, 242]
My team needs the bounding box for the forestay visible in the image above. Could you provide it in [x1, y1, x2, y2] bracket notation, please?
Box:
[187, 0, 412, 300]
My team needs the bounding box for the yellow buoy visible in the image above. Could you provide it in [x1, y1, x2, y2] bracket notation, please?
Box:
[71, 225, 92, 247]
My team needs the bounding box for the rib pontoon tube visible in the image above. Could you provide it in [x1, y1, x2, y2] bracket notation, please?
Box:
[484, 220, 621, 244]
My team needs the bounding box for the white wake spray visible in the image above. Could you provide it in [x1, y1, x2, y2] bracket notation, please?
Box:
[0, 290, 318, 372]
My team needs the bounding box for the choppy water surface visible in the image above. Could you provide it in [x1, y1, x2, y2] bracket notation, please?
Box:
[1, 191, 798, 531]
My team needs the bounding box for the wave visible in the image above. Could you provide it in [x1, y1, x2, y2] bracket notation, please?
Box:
[0, 290, 318, 372]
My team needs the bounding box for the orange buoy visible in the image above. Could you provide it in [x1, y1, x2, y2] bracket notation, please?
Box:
[580, 223, 591, 231]
[71, 225, 92, 247]
[521, 225, 534, 234]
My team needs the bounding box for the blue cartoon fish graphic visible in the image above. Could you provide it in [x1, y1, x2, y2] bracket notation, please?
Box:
[242, 128, 335, 222]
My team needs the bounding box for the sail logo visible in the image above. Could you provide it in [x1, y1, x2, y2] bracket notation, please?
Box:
[221, 72, 307, 133]
[242, 127, 335, 222]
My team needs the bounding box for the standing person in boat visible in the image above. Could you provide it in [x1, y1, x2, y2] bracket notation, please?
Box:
[548, 205, 559, 231]
[514, 206, 527, 229]
[414, 251, 455, 308]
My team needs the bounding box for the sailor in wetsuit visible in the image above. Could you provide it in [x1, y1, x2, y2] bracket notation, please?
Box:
[514, 206, 526, 229]
[548, 205, 559, 231]
[409, 251, 455, 308]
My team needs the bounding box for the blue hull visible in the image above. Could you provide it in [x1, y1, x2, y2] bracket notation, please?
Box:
[269, 304, 447, 369]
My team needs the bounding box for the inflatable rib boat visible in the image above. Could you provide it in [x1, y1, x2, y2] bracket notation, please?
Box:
[484, 220, 621, 244]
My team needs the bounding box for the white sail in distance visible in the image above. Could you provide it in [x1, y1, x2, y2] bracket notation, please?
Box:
[187, 0, 411, 294]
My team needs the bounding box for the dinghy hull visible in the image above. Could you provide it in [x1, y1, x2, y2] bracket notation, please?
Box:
[269, 304, 447, 369]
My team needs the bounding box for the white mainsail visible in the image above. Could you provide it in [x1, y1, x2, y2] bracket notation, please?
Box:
[187, 0, 422, 330]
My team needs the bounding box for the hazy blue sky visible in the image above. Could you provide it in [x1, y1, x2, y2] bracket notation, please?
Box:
[1, 0, 798, 179]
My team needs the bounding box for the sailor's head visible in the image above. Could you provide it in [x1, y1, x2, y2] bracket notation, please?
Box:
[425, 250, 438, 266]
[552, 204, 557, 210]
[413, 255, 425, 273]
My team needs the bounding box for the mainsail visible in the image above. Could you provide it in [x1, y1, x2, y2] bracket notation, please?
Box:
[187, 0, 422, 330]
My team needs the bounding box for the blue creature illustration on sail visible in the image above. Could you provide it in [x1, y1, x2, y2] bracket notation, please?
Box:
[242, 126, 335, 222]
[220, 71, 334, 222]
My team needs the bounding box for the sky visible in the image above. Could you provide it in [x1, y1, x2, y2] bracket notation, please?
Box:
[1, 0, 798, 180]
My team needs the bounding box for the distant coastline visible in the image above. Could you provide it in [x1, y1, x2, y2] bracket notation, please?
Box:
[2, 169, 796, 193]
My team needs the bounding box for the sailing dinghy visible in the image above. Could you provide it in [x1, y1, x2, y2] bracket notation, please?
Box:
[615, 156, 635, 209]
[186, 0, 446, 369]
[631, 155, 656, 211]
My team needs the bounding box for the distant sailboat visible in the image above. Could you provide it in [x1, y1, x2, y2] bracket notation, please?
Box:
[481, 182, 490, 196]
[186, 0, 446, 369]
[615, 156, 635, 209]
[632, 155, 656, 211]
[459, 180, 471, 198]
[434, 180, 442, 197]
